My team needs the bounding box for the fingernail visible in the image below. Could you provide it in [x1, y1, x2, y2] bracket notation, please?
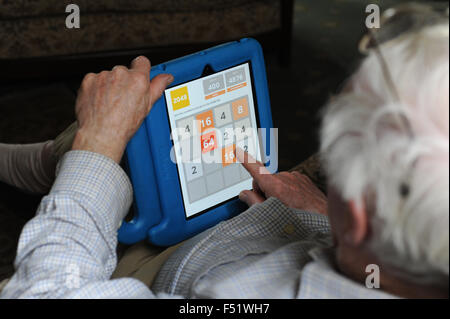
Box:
[166, 74, 174, 85]
[235, 147, 244, 162]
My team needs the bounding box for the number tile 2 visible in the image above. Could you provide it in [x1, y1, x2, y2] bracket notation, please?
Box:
[184, 160, 203, 182]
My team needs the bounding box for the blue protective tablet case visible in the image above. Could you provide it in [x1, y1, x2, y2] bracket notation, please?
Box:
[118, 38, 275, 246]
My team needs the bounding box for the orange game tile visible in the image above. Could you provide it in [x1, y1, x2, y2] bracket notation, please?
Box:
[196, 110, 215, 133]
[231, 97, 249, 121]
[222, 144, 236, 167]
[201, 131, 218, 153]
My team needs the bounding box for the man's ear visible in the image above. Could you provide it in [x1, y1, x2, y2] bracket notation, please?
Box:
[344, 199, 369, 246]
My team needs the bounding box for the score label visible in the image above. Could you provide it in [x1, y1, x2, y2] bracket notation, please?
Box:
[203, 74, 226, 100]
[171, 86, 190, 111]
[225, 67, 246, 87]
[203, 75, 225, 95]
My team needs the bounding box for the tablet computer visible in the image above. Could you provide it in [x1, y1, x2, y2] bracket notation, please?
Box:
[118, 38, 276, 246]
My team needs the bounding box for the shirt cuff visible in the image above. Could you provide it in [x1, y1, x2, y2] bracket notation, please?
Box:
[51, 150, 133, 232]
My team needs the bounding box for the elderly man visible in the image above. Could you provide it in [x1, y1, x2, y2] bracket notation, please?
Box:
[0, 5, 448, 298]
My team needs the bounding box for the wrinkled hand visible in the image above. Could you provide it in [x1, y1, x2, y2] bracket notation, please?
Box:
[72, 56, 173, 162]
[237, 148, 328, 215]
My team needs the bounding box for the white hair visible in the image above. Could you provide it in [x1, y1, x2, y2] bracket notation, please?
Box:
[320, 23, 449, 285]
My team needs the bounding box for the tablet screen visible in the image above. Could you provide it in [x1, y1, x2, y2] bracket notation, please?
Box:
[164, 62, 262, 219]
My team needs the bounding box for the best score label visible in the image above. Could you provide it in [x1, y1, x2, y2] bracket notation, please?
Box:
[171, 86, 190, 111]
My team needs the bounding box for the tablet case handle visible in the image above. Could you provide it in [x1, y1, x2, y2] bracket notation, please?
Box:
[118, 123, 162, 244]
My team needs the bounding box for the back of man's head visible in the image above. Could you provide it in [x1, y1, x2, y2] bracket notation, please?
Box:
[320, 21, 449, 287]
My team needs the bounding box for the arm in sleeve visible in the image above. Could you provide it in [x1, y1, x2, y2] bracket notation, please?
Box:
[0, 151, 178, 298]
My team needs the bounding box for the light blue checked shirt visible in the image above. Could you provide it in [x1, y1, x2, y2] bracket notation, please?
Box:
[0, 151, 395, 298]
